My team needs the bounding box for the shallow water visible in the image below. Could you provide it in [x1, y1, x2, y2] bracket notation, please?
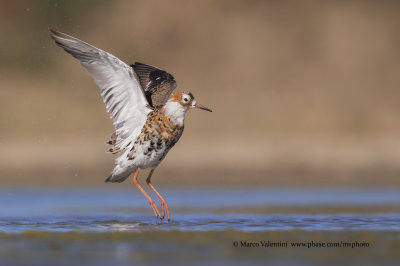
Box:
[2, 213, 400, 233]
[1, 187, 400, 232]
[1, 187, 400, 265]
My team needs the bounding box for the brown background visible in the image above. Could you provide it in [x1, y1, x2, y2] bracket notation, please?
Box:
[1, 0, 400, 187]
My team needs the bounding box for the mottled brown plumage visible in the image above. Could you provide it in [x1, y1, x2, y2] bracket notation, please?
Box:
[127, 108, 184, 162]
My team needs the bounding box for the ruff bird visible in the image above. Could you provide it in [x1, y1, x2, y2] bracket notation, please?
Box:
[49, 29, 212, 221]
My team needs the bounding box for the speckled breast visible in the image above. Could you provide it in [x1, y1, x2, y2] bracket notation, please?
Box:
[127, 109, 184, 169]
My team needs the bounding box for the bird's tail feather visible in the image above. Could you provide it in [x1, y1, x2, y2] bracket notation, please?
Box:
[105, 165, 134, 183]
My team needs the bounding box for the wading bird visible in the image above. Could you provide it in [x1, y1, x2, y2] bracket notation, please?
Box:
[49, 29, 212, 221]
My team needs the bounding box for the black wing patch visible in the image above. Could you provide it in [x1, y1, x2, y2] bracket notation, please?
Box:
[131, 62, 177, 108]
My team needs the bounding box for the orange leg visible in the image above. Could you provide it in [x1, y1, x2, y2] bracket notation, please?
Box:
[132, 169, 161, 219]
[146, 169, 170, 221]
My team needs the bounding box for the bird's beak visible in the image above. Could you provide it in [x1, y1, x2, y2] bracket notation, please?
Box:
[195, 103, 212, 112]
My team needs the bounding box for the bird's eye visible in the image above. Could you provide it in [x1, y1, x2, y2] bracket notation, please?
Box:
[183, 97, 189, 102]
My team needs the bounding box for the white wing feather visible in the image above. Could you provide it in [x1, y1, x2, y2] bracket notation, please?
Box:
[49, 30, 150, 152]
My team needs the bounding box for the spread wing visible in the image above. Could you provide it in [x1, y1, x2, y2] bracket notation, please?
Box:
[49, 29, 151, 152]
[131, 62, 177, 107]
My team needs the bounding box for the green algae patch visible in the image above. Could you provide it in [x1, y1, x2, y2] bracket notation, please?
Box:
[1, 230, 400, 265]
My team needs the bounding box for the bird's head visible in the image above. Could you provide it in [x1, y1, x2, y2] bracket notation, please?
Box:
[171, 92, 212, 112]
[164, 92, 212, 126]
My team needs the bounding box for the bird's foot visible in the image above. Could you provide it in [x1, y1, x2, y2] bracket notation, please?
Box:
[149, 200, 162, 219]
[160, 199, 170, 222]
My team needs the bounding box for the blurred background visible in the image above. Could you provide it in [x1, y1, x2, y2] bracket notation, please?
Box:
[1, 0, 400, 188]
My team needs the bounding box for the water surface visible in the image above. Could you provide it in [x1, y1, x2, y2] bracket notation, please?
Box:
[1, 187, 400, 265]
[1, 187, 400, 232]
